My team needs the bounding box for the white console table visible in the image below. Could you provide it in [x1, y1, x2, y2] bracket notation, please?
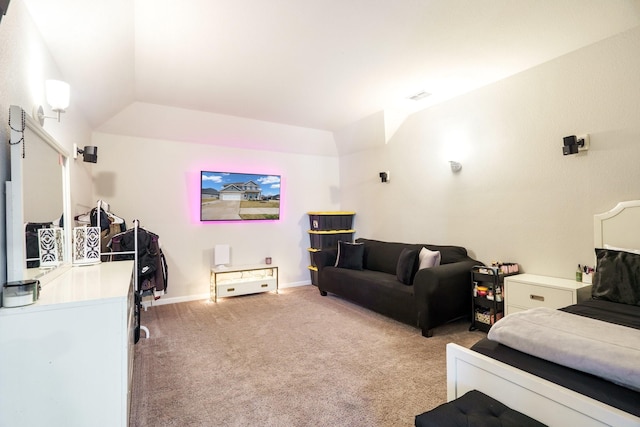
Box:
[0, 261, 135, 427]
[210, 264, 278, 302]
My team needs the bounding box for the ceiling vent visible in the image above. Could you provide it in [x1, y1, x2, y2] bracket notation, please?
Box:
[407, 91, 431, 101]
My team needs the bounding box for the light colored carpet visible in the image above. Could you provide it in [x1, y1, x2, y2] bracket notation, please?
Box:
[129, 285, 485, 426]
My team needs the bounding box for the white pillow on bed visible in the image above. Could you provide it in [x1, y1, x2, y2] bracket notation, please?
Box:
[604, 244, 640, 255]
[419, 247, 441, 269]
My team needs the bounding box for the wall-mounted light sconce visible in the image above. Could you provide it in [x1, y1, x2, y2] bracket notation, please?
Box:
[449, 161, 462, 173]
[379, 171, 390, 183]
[34, 79, 70, 126]
[74, 144, 98, 163]
[562, 134, 589, 155]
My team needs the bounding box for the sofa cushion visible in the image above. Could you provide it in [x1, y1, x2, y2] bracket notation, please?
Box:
[356, 238, 423, 274]
[356, 238, 471, 272]
[397, 248, 419, 285]
[323, 267, 414, 296]
[334, 241, 365, 270]
[419, 247, 441, 270]
[320, 267, 417, 326]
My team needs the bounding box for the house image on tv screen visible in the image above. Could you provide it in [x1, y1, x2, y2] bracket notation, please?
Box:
[200, 171, 281, 221]
[219, 181, 261, 201]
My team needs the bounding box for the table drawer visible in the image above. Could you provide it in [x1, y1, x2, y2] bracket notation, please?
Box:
[507, 282, 574, 309]
[217, 278, 277, 298]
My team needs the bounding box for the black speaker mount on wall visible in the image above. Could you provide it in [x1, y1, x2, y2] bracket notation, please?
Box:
[74, 144, 98, 163]
[562, 134, 589, 156]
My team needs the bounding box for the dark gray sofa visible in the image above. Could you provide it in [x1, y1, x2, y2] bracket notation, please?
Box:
[312, 238, 479, 337]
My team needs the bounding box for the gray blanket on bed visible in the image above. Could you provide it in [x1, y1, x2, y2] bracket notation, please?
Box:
[488, 307, 640, 391]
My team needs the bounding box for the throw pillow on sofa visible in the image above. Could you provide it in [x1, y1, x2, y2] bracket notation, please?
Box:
[397, 248, 419, 285]
[419, 247, 441, 269]
[335, 241, 365, 270]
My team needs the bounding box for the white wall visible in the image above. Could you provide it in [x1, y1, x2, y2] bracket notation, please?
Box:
[0, 0, 93, 283]
[92, 130, 340, 302]
[97, 102, 339, 157]
[337, 26, 640, 280]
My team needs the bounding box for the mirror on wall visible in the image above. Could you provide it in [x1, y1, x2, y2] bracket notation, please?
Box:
[6, 105, 71, 282]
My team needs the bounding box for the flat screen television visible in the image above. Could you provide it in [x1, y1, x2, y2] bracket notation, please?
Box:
[200, 171, 281, 221]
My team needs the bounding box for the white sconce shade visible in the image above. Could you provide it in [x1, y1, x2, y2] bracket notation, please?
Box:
[45, 79, 70, 112]
[35, 79, 71, 125]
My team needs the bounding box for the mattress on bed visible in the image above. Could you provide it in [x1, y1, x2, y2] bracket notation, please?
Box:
[559, 298, 640, 329]
[470, 299, 640, 418]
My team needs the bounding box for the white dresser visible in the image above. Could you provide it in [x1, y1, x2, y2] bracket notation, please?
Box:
[504, 273, 592, 315]
[0, 261, 135, 427]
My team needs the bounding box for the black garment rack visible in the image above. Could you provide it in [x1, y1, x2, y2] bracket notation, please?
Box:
[104, 218, 149, 341]
[132, 219, 150, 340]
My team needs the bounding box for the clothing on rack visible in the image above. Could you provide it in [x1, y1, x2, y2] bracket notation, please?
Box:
[75, 201, 127, 259]
[108, 227, 168, 297]
[74, 200, 126, 229]
[106, 221, 164, 344]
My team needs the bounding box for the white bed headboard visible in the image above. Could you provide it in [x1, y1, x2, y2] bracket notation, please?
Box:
[594, 200, 640, 250]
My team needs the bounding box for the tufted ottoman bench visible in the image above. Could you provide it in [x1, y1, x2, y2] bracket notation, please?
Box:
[415, 390, 547, 427]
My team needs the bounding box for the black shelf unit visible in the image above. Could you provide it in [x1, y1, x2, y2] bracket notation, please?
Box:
[306, 211, 355, 285]
[469, 266, 517, 332]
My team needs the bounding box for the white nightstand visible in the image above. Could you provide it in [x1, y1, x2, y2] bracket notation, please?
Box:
[504, 273, 592, 315]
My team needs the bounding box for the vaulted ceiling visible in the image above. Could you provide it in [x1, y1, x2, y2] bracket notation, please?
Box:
[22, 0, 640, 133]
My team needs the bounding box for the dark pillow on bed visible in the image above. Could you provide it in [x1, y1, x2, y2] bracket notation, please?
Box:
[396, 248, 418, 285]
[592, 248, 640, 306]
[334, 241, 364, 270]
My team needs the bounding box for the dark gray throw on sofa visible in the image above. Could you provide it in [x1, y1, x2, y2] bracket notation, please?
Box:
[312, 238, 479, 337]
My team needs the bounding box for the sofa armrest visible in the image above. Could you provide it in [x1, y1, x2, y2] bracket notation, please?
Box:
[412, 259, 478, 336]
[312, 248, 337, 272]
[413, 260, 477, 296]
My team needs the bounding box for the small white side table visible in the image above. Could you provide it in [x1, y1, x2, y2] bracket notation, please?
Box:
[210, 264, 278, 302]
[504, 273, 592, 315]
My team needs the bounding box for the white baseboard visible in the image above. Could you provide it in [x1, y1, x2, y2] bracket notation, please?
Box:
[142, 293, 209, 307]
[281, 281, 310, 289]
[141, 281, 312, 308]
